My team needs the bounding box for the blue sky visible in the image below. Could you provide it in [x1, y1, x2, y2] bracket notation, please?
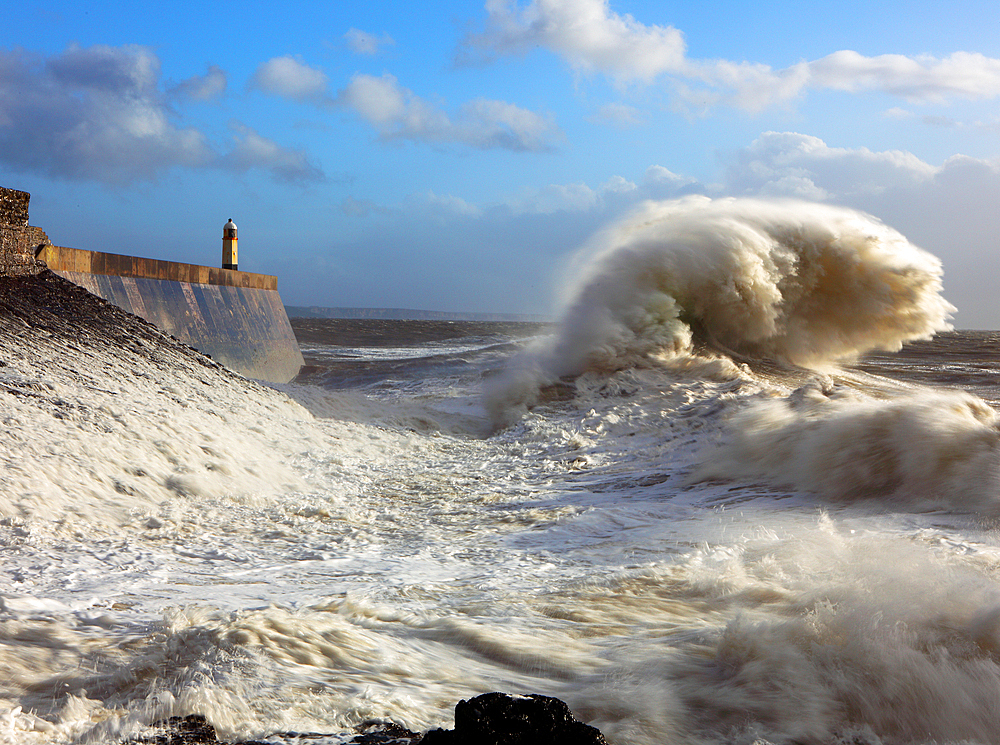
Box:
[3, 0, 1000, 325]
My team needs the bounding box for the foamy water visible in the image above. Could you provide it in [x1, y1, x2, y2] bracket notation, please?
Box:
[3, 198, 1000, 745]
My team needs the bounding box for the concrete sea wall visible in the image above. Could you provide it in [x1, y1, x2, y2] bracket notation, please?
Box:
[2, 187, 304, 384]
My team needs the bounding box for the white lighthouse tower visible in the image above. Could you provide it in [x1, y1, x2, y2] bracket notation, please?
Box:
[222, 218, 238, 271]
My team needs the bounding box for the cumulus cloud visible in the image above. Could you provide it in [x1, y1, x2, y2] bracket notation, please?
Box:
[170, 64, 227, 101]
[222, 122, 325, 183]
[249, 56, 330, 103]
[464, 0, 1000, 109]
[344, 28, 396, 56]
[335, 72, 561, 151]
[602, 174, 636, 193]
[724, 131, 937, 198]
[463, 0, 686, 83]
[633, 165, 702, 200]
[500, 170, 691, 214]
[683, 51, 1000, 110]
[0, 44, 325, 184]
[504, 182, 599, 214]
[808, 50, 1000, 102]
[589, 102, 648, 127]
[0, 44, 211, 182]
[412, 191, 484, 217]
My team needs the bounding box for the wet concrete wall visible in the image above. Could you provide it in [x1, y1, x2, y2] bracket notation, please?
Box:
[2, 186, 303, 384]
[38, 245, 304, 384]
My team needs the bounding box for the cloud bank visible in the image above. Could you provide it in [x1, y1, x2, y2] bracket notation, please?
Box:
[334, 131, 999, 324]
[0, 44, 323, 184]
[249, 56, 330, 104]
[464, 0, 1000, 109]
[335, 72, 561, 151]
[246, 53, 562, 153]
[170, 64, 227, 102]
[344, 28, 396, 56]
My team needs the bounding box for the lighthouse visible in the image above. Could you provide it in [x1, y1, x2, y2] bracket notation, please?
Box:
[222, 218, 238, 270]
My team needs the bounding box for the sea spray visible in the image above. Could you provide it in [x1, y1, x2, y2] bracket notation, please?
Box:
[488, 197, 954, 425]
[695, 387, 1000, 512]
[0, 276, 315, 537]
[5, 266, 1000, 744]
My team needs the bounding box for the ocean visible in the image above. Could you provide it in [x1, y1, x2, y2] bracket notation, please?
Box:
[3, 196, 1000, 745]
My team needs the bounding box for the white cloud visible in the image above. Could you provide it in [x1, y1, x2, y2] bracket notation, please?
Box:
[465, 0, 686, 83]
[457, 98, 560, 150]
[590, 102, 648, 127]
[222, 122, 325, 183]
[973, 116, 1000, 132]
[336, 72, 561, 152]
[923, 114, 960, 128]
[696, 51, 1000, 110]
[0, 44, 326, 184]
[602, 175, 636, 193]
[502, 174, 659, 214]
[464, 0, 1000, 110]
[505, 182, 599, 214]
[344, 28, 396, 56]
[725, 131, 936, 198]
[413, 191, 484, 217]
[338, 72, 449, 129]
[250, 56, 330, 103]
[0, 44, 211, 182]
[643, 165, 689, 186]
[808, 50, 1000, 102]
[170, 64, 227, 101]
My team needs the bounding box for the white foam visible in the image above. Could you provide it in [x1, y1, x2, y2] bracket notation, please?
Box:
[697, 387, 1000, 512]
[487, 197, 954, 426]
[3, 283, 999, 745]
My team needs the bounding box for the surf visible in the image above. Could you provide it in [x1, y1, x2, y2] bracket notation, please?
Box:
[487, 196, 954, 425]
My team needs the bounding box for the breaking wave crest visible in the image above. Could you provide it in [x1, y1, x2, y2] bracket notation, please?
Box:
[696, 388, 1000, 512]
[557, 196, 954, 370]
[488, 197, 954, 424]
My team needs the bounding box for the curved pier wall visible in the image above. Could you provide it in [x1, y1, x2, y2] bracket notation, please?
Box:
[37, 245, 304, 384]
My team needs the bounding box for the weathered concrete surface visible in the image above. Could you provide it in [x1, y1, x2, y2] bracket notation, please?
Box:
[39, 245, 276, 289]
[49, 268, 303, 384]
[3, 187, 303, 384]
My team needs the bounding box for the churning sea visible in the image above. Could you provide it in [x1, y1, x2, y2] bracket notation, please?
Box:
[3, 196, 1000, 745]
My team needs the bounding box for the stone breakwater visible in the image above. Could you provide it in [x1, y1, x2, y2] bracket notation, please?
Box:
[0, 270, 269, 407]
[0, 187, 48, 276]
[40, 246, 303, 385]
[0, 186, 303, 383]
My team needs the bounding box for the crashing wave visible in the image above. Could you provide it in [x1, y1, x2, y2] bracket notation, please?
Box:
[488, 197, 954, 425]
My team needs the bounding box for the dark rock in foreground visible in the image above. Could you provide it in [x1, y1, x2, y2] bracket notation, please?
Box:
[127, 714, 421, 744]
[125, 715, 265, 745]
[421, 693, 607, 745]
[125, 694, 606, 745]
